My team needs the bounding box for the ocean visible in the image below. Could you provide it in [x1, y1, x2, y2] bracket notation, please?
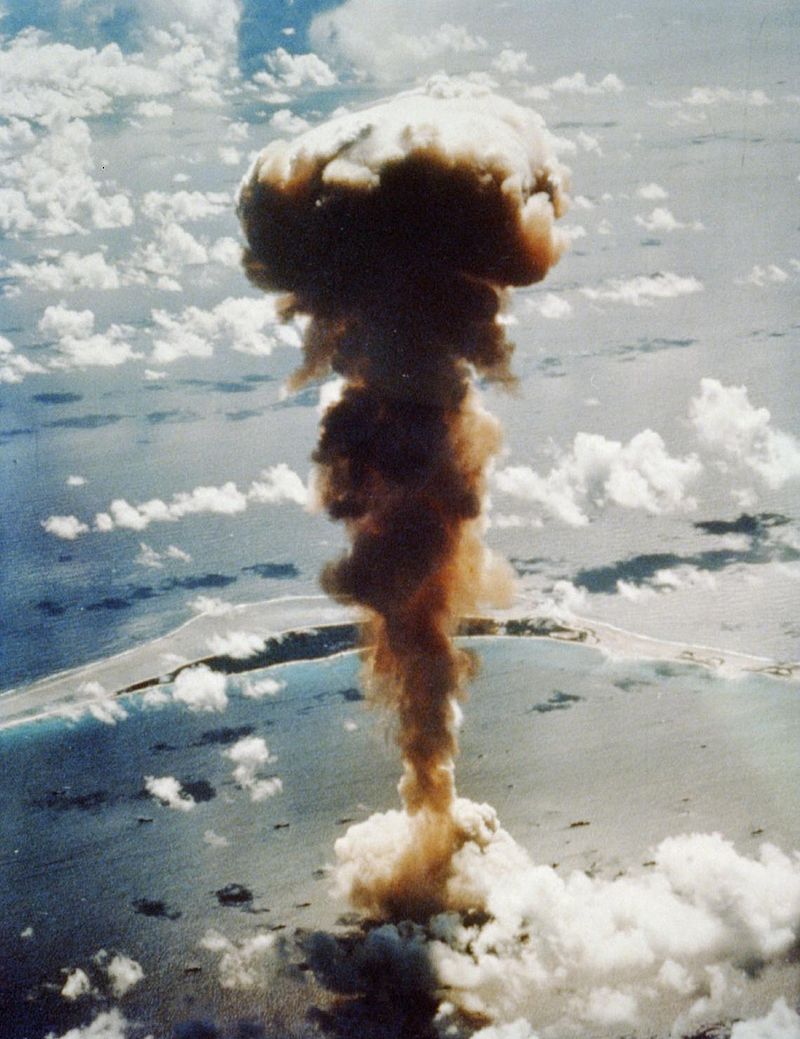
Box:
[2, 639, 798, 1037]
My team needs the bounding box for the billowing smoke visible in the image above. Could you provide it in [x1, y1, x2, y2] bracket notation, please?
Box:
[238, 76, 568, 919]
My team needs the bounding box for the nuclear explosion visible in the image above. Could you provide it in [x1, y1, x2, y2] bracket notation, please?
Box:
[238, 77, 569, 919]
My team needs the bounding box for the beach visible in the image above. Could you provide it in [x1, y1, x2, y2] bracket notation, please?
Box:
[1, 594, 796, 733]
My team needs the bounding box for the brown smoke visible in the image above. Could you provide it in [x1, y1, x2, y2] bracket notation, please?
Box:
[238, 79, 567, 919]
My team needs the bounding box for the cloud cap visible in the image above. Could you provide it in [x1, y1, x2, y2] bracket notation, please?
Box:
[238, 75, 569, 321]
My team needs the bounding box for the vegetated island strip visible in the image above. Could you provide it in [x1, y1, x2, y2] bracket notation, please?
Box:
[3, 613, 795, 734]
[114, 616, 589, 698]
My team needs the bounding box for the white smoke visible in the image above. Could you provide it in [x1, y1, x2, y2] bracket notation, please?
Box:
[333, 798, 800, 1037]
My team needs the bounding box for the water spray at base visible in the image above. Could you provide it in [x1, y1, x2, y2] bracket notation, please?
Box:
[238, 75, 569, 920]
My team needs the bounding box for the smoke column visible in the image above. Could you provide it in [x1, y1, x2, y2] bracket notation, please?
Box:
[238, 76, 568, 919]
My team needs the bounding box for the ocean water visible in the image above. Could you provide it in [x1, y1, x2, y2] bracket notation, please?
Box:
[2, 638, 798, 1037]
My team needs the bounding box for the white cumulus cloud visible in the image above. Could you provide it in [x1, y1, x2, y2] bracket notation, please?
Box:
[44, 1009, 130, 1039]
[310, 2, 490, 81]
[248, 462, 310, 506]
[130, 221, 209, 288]
[524, 292, 572, 320]
[144, 775, 196, 811]
[207, 630, 267, 660]
[189, 595, 235, 616]
[581, 271, 703, 306]
[689, 378, 800, 489]
[150, 296, 301, 363]
[683, 86, 772, 107]
[496, 429, 701, 526]
[737, 264, 790, 287]
[42, 514, 90, 540]
[637, 182, 669, 200]
[93, 480, 250, 533]
[225, 735, 282, 801]
[269, 108, 312, 135]
[0, 117, 133, 238]
[0, 335, 46, 383]
[255, 47, 337, 96]
[135, 542, 191, 568]
[492, 49, 534, 76]
[39, 304, 141, 369]
[61, 967, 93, 1001]
[635, 207, 703, 233]
[141, 189, 230, 224]
[105, 954, 144, 998]
[171, 665, 228, 713]
[2, 250, 121, 294]
[241, 676, 284, 699]
[80, 679, 128, 725]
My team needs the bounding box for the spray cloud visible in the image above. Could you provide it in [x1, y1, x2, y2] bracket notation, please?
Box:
[238, 75, 568, 919]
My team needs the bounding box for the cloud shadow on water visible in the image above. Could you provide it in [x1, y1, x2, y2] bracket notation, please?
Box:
[226, 409, 265, 422]
[43, 413, 125, 430]
[163, 573, 238, 591]
[192, 725, 256, 747]
[242, 562, 300, 579]
[31, 391, 83, 405]
[146, 409, 201, 425]
[293, 922, 442, 1039]
[574, 513, 798, 594]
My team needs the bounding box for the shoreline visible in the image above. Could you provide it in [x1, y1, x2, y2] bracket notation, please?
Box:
[1, 594, 797, 734]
